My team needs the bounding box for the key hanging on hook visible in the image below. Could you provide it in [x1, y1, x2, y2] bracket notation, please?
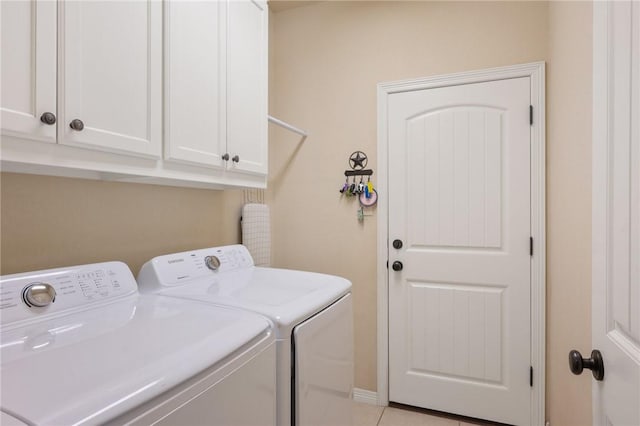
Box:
[348, 175, 356, 196]
[357, 176, 365, 194]
[339, 176, 349, 194]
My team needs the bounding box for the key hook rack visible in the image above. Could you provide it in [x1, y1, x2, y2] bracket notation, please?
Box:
[344, 169, 373, 177]
[339, 151, 378, 220]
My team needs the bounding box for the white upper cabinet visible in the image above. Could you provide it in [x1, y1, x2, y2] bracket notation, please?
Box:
[165, 0, 268, 175]
[227, 0, 268, 175]
[164, 0, 227, 167]
[1, 0, 57, 143]
[59, 1, 162, 158]
[0, 0, 267, 189]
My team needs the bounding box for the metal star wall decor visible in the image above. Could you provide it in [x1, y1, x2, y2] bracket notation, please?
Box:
[349, 151, 368, 170]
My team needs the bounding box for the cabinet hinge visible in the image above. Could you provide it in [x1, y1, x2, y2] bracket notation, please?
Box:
[529, 105, 533, 125]
[530, 237, 533, 256]
[530, 366, 534, 387]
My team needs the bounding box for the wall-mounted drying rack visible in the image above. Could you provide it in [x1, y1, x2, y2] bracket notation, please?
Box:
[268, 115, 307, 142]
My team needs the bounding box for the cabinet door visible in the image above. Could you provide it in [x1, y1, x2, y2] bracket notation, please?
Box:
[227, 0, 268, 175]
[164, 0, 226, 168]
[1, 0, 56, 143]
[59, 1, 161, 158]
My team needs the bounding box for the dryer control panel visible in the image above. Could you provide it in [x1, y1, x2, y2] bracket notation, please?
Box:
[138, 245, 255, 287]
[0, 262, 137, 325]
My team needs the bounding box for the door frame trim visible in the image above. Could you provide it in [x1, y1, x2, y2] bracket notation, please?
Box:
[376, 62, 546, 426]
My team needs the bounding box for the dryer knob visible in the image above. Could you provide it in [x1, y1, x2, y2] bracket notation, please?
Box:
[23, 282, 56, 307]
[204, 255, 221, 271]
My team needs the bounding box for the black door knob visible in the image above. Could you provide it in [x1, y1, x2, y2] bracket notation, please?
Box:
[222, 153, 230, 161]
[393, 239, 403, 249]
[40, 112, 56, 125]
[69, 119, 84, 131]
[232, 155, 240, 163]
[569, 349, 604, 381]
[392, 261, 403, 271]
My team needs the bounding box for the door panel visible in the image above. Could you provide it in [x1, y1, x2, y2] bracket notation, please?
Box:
[164, 0, 226, 168]
[1, 0, 56, 142]
[593, 2, 640, 424]
[59, 0, 161, 158]
[407, 107, 503, 249]
[388, 77, 531, 425]
[227, 0, 268, 175]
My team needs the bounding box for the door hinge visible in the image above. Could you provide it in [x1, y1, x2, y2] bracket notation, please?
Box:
[530, 237, 533, 256]
[530, 366, 534, 387]
[529, 105, 533, 125]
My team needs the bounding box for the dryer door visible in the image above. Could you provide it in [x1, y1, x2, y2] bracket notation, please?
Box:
[293, 293, 354, 426]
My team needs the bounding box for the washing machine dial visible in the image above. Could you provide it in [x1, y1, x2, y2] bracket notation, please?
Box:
[204, 255, 221, 271]
[22, 282, 56, 307]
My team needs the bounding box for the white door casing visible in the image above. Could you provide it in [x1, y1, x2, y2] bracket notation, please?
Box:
[1, 0, 57, 143]
[377, 62, 545, 426]
[58, 0, 162, 158]
[592, 2, 640, 425]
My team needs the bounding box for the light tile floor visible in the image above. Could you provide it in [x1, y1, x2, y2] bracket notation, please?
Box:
[353, 402, 495, 426]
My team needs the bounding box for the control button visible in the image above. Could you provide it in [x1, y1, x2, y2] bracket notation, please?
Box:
[22, 282, 56, 307]
[204, 255, 221, 271]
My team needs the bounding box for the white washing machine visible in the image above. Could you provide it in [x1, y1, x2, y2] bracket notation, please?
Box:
[0, 261, 276, 425]
[137, 244, 354, 426]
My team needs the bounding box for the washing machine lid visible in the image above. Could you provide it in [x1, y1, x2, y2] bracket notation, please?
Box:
[137, 245, 352, 337]
[0, 411, 27, 426]
[0, 262, 271, 426]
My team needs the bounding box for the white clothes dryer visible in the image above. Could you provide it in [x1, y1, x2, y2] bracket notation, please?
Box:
[0, 261, 276, 425]
[138, 244, 354, 426]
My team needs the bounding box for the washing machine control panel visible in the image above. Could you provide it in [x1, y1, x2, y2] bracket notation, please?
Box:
[0, 261, 137, 325]
[145, 245, 254, 286]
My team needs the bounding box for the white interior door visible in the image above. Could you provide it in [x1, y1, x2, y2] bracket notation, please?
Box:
[387, 77, 532, 425]
[59, 0, 161, 158]
[592, 2, 640, 425]
[0, 0, 56, 142]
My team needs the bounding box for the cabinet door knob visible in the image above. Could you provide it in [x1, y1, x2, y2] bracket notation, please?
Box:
[40, 112, 56, 125]
[232, 155, 240, 163]
[222, 153, 230, 161]
[69, 119, 84, 131]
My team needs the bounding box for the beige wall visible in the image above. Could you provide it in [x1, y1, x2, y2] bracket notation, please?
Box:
[0, 173, 243, 275]
[269, 1, 592, 424]
[546, 2, 592, 425]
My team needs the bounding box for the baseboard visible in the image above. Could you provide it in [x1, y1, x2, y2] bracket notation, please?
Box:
[353, 388, 379, 405]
